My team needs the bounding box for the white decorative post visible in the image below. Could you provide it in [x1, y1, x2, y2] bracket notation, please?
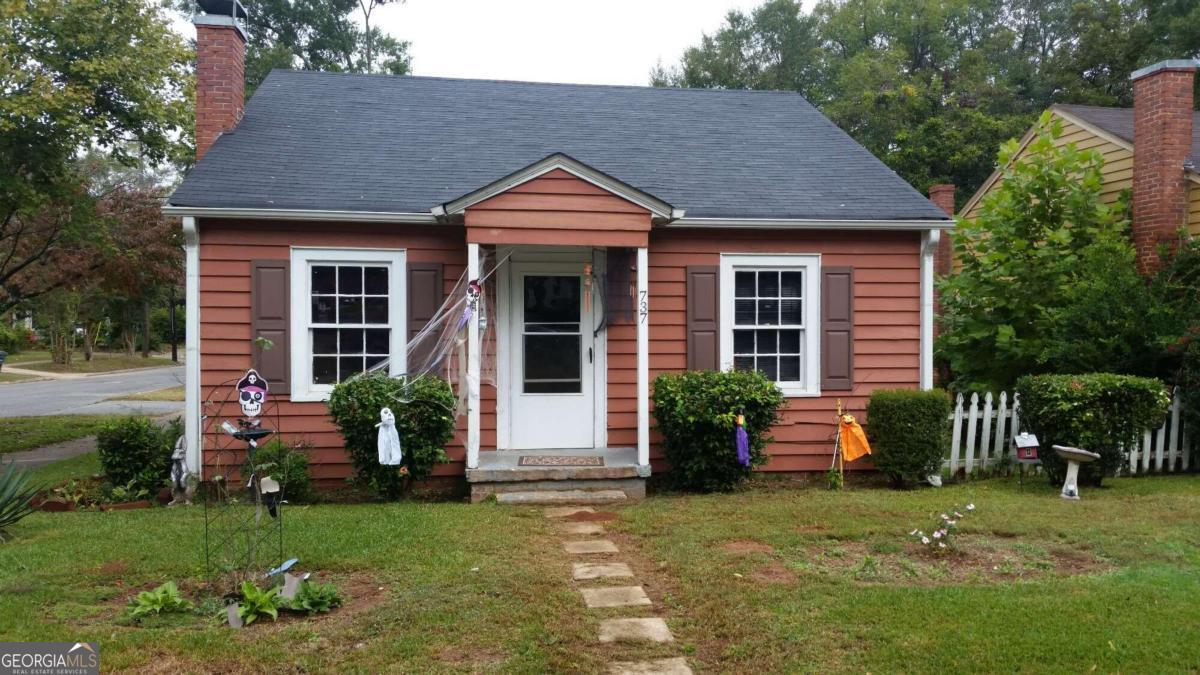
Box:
[919, 229, 939, 390]
[636, 246, 650, 470]
[182, 217, 202, 479]
[466, 242, 481, 470]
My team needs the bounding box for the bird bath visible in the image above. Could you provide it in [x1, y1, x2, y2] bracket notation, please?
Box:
[1052, 445, 1101, 500]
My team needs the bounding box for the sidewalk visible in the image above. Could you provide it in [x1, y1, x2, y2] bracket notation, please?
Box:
[6, 412, 182, 470]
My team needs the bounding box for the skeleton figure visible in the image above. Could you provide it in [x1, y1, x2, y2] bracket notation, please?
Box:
[236, 369, 269, 418]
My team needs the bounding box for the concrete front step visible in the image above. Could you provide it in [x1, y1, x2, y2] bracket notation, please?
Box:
[495, 489, 629, 505]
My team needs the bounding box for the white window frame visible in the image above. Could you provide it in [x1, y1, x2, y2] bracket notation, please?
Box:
[289, 247, 407, 402]
[719, 253, 821, 397]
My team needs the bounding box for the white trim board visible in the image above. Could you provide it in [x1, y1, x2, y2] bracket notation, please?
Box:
[163, 206, 440, 224]
[668, 217, 952, 230]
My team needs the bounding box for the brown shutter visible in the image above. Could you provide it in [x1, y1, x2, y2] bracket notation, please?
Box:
[407, 262, 444, 339]
[821, 267, 854, 391]
[251, 259, 290, 395]
[686, 265, 719, 371]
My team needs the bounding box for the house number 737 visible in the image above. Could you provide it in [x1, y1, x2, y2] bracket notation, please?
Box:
[639, 291, 648, 323]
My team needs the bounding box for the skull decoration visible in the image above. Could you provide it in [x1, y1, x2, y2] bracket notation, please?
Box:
[236, 369, 269, 418]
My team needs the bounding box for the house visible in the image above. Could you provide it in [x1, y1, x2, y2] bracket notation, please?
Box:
[166, 3, 952, 501]
[958, 60, 1200, 275]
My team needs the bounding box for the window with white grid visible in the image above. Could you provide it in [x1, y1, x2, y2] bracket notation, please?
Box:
[720, 254, 820, 397]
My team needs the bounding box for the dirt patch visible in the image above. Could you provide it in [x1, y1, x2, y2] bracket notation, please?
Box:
[435, 645, 507, 668]
[94, 559, 129, 577]
[722, 540, 775, 554]
[751, 564, 796, 584]
[563, 510, 619, 522]
[808, 537, 1112, 585]
[260, 573, 387, 631]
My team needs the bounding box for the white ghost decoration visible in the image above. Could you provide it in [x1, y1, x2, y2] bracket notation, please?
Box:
[377, 407, 403, 466]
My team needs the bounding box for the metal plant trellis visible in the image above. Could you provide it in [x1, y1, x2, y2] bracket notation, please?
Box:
[201, 369, 286, 591]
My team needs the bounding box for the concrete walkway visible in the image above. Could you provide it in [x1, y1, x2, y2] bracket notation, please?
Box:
[4, 436, 97, 470]
[546, 507, 693, 675]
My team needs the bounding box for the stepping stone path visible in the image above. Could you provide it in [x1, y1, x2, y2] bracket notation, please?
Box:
[546, 507, 693, 674]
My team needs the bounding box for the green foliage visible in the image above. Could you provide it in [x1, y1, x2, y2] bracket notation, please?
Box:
[105, 479, 150, 504]
[0, 325, 27, 355]
[0, 461, 40, 540]
[326, 373, 456, 500]
[236, 581, 282, 625]
[288, 580, 342, 614]
[1150, 236, 1200, 439]
[1016, 374, 1170, 486]
[127, 581, 192, 620]
[651, 370, 785, 492]
[654, 0, 1200, 202]
[937, 115, 1147, 390]
[245, 440, 315, 504]
[865, 389, 952, 488]
[96, 417, 180, 495]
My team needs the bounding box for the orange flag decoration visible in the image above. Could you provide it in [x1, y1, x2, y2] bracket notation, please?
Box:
[838, 413, 872, 462]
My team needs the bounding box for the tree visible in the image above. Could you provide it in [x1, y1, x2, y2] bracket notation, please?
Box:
[653, 0, 1200, 204]
[936, 114, 1155, 391]
[0, 0, 190, 315]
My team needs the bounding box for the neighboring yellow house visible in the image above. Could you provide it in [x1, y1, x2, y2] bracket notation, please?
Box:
[961, 104, 1200, 236]
[958, 60, 1200, 274]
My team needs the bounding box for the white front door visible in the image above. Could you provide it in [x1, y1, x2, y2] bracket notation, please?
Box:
[508, 262, 596, 449]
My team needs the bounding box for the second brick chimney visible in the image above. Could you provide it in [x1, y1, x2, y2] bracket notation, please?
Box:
[1131, 59, 1197, 274]
[193, 2, 248, 161]
[928, 183, 955, 278]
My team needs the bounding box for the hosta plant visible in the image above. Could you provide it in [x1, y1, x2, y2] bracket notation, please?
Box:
[289, 580, 343, 614]
[127, 581, 192, 620]
[236, 581, 282, 625]
[0, 461, 40, 541]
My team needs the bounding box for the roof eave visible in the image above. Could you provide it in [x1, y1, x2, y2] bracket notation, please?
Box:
[667, 217, 953, 230]
[162, 205, 441, 224]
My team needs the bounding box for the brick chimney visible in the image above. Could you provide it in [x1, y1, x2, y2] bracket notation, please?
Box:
[928, 183, 955, 277]
[1131, 59, 1197, 274]
[193, 1, 248, 161]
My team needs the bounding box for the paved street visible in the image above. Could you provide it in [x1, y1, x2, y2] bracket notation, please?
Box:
[0, 365, 185, 417]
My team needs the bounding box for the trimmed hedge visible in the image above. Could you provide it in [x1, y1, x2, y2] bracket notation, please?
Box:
[244, 439, 315, 503]
[652, 369, 785, 492]
[865, 389, 952, 488]
[1015, 374, 1170, 486]
[97, 416, 182, 494]
[326, 373, 456, 499]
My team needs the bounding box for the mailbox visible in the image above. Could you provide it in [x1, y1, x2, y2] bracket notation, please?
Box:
[1012, 432, 1040, 463]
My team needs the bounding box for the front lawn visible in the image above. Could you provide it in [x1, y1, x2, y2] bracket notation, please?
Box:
[0, 415, 126, 454]
[0, 372, 39, 384]
[2, 468, 1197, 673]
[613, 476, 1200, 673]
[106, 385, 185, 402]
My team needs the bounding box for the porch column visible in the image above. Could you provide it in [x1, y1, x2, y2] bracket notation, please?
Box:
[182, 217, 202, 479]
[636, 246, 650, 468]
[919, 229, 939, 390]
[466, 242, 481, 469]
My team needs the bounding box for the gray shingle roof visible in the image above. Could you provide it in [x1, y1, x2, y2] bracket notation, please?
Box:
[169, 70, 949, 221]
[1055, 103, 1200, 165]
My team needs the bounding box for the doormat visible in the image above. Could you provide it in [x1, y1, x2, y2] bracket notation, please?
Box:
[518, 455, 605, 467]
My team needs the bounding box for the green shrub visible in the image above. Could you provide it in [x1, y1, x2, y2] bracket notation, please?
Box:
[288, 580, 342, 614]
[0, 324, 26, 355]
[0, 461, 40, 541]
[326, 373, 456, 499]
[236, 581, 281, 625]
[651, 370, 785, 492]
[96, 416, 181, 495]
[244, 439, 315, 503]
[1015, 374, 1170, 486]
[865, 389, 952, 488]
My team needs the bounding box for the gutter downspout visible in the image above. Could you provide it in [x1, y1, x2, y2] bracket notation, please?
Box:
[919, 228, 939, 390]
[182, 217, 203, 479]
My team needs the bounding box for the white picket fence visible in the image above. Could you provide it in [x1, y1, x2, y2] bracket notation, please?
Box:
[945, 390, 1193, 476]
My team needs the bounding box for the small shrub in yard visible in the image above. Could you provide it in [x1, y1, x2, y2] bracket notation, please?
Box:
[1016, 374, 1170, 486]
[652, 370, 785, 492]
[127, 581, 192, 620]
[866, 389, 952, 488]
[0, 461, 40, 541]
[97, 416, 181, 496]
[244, 439, 315, 503]
[327, 373, 456, 500]
[910, 503, 974, 554]
[236, 581, 282, 625]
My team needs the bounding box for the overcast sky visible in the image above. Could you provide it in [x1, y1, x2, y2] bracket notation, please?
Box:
[374, 0, 773, 86]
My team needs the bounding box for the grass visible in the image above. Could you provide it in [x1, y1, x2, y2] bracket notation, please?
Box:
[0, 371, 39, 384]
[611, 476, 1200, 673]
[1, 465, 1197, 672]
[18, 353, 175, 374]
[27, 451, 101, 485]
[107, 385, 185, 402]
[3, 350, 51, 364]
[0, 415, 126, 454]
